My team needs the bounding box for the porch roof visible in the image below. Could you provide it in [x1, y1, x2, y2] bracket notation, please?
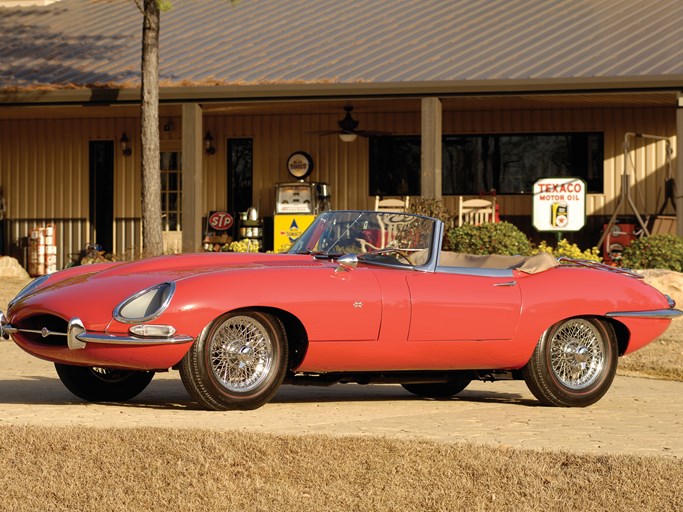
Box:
[2, 0, 683, 105]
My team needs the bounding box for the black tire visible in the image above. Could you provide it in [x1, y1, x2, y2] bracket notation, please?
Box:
[402, 378, 471, 398]
[523, 318, 617, 407]
[178, 311, 288, 411]
[54, 364, 154, 402]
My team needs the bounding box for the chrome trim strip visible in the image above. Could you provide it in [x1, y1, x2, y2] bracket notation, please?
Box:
[606, 309, 683, 319]
[3, 326, 64, 337]
[0, 310, 13, 339]
[75, 332, 194, 346]
[557, 257, 643, 279]
[0, 313, 194, 348]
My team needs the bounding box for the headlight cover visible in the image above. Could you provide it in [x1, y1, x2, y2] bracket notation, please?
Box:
[114, 282, 175, 324]
[8, 274, 51, 309]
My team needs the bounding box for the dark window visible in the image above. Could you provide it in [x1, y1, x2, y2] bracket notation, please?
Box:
[228, 138, 253, 214]
[369, 136, 421, 197]
[369, 133, 604, 196]
[160, 151, 182, 231]
[89, 141, 114, 251]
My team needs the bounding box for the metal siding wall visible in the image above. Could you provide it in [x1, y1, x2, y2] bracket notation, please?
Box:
[193, 106, 678, 221]
[0, 116, 141, 267]
[0, 106, 677, 267]
[211, 112, 377, 215]
[440, 107, 676, 217]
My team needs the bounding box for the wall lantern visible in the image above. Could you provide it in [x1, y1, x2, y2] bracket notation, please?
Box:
[120, 133, 132, 156]
[204, 131, 216, 155]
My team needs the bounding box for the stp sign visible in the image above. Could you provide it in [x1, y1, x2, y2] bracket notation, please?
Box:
[208, 211, 234, 231]
[532, 178, 586, 232]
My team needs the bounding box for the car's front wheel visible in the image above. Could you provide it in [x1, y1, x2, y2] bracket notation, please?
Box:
[179, 311, 288, 411]
[523, 317, 617, 407]
[54, 364, 154, 402]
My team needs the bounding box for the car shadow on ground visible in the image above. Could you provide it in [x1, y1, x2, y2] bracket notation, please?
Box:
[0, 375, 539, 409]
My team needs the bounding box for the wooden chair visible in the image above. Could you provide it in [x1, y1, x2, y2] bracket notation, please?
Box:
[457, 196, 496, 226]
[375, 196, 410, 213]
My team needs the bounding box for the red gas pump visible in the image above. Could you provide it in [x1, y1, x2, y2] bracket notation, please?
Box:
[603, 223, 637, 265]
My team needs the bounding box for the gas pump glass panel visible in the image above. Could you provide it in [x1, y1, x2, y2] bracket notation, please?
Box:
[288, 211, 435, 266]
[275, 183, 314, 214]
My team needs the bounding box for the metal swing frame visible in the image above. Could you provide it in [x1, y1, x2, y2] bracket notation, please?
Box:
[597, 132, 673, 248]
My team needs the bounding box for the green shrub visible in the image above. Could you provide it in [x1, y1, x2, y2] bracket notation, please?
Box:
[447, 222, 532, 256]
[533, 239, 602, 262]
[620, 234, 683, 271]
[407, 197, 455, 231]
[407, 198, 456, 249]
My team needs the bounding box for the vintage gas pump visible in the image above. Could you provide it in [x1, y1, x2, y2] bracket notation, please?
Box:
[273, 152, 331, 253]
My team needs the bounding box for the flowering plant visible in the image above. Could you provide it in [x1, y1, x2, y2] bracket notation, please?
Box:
[222, 240, 260, 253]
[533, 239, 601, 262]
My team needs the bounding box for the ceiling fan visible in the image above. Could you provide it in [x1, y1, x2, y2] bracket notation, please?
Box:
[316, 105, 390, 142]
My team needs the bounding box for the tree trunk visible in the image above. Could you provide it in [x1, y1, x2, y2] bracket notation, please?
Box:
[140, 0, 163, 257]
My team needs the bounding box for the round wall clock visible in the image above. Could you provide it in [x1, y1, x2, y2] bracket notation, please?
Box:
[286, 151, 314, 180]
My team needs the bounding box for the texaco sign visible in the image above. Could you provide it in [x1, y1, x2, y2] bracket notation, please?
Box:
[532, 178, 586, 232]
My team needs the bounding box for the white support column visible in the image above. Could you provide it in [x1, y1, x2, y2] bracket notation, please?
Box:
[420, 97, 442, 199]
[182, 103, 203, 252]
[677, 95, 683, 238]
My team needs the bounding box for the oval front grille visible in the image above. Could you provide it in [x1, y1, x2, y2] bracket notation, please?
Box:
[14, 314, 69, 346]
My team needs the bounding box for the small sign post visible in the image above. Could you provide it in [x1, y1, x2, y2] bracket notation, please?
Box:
[532, 178, 586, 236]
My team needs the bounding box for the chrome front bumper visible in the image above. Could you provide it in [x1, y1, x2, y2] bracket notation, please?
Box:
[0, 311, 193, 350]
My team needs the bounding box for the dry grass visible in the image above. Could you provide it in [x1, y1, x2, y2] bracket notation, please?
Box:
[0, 425, 681, 512]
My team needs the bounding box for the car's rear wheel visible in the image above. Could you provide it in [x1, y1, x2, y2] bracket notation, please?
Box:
[523, 317, 617, 407]
[179, 311, 288, 411]
[402, 378, 471, 398]
[54, 364, 154, 402]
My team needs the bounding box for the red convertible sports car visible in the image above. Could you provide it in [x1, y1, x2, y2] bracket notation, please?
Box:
[1, 210, 680, 410]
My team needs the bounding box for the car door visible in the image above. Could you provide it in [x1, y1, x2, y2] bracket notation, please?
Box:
[289, 266, 383, 342]
[406, 271, 521, 341]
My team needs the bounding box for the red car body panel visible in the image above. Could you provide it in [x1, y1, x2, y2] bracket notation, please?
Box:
[4, 221, 676, 375]
[297, 263, 673, 372]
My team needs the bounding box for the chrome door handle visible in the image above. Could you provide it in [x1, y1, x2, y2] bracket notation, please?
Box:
[494, 281, 517, 287]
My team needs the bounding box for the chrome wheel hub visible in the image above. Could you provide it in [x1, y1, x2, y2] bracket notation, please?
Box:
[550, 319, 605, 390]
[210, 316, 273, 393]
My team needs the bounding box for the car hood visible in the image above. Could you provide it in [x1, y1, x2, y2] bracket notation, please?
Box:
[8, 252, 326, 328]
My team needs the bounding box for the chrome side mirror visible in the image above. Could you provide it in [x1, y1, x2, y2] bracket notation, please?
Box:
[335, 253, 358, 273]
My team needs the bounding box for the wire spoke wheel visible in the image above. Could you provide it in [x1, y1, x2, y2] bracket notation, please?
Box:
[210, 315, 274, 393]
[179, 311, 288, 411]
[523, 317, 617, 407]
[549, 319, 605, 390]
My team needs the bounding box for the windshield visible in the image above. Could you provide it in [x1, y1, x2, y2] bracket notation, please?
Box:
[289, 211, 435, 267]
